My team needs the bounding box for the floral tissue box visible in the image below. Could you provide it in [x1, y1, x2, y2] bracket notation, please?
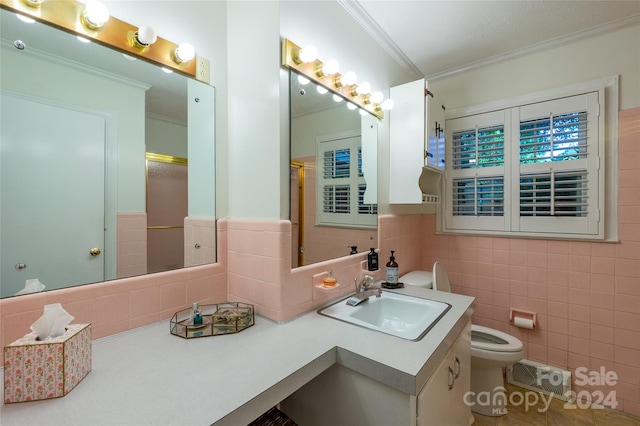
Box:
[4, 324, 92, 404]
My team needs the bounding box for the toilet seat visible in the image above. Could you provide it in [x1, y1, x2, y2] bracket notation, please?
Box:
[471, 325, 523, 352]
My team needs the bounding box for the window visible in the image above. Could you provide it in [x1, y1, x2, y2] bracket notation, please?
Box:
[317, 134, 377, 228]
[444, 91, 604, 239]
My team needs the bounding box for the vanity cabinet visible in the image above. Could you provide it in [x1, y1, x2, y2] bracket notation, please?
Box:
[416, 321, 472, 426]
[389, 79, 446, 204]
[280, 320, 471, 426]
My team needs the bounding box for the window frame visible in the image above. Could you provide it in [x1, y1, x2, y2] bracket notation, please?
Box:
[439, 77, 618, 241]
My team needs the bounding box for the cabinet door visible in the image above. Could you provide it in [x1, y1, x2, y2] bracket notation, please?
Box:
[389, 79, 446, 204]
[416, 346, 455, 425]
[417, 321, 472, 426]
[389, 79, 425, 204]
[425, 86, 446, 171]
[451, 321, 473, 426]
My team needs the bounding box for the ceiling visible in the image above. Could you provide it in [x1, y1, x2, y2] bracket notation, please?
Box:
[342, 0, 640, 79]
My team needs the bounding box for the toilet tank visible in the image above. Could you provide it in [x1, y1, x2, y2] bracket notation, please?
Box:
[398, 270, 433, 288]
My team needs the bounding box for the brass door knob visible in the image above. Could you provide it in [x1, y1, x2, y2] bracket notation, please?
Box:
[90, 248, 102, 256]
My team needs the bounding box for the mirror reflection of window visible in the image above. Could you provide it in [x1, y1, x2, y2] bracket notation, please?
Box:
[316, 133, 376, 227]
[289, 71, 378, 268]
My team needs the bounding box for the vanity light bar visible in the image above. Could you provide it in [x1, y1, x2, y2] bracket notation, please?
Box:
[0, 0, 210, 83]
[281, 38, 384, 119]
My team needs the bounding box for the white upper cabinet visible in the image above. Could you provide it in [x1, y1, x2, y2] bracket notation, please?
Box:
[389, 79, 446, 204]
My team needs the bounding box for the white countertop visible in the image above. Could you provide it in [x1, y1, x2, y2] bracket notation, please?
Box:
[0, 287, 474, 426]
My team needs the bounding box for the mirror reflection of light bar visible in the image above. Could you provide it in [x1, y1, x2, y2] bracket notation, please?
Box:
[16, 14, 36, 23]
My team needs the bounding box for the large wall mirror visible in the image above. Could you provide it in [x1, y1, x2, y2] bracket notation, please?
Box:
[0, 7, 216, 298]
[289, 70, 378, 268]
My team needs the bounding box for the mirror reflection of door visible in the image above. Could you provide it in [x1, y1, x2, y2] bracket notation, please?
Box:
[1, 95, 106, 297]
[146, 153, 188, 274]
[290, 161, 305, 267]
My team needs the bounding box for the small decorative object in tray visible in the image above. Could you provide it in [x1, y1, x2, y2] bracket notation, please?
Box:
[170, 302, 255, 339]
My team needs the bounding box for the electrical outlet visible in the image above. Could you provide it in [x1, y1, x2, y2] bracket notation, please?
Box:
[196, 56, 210, 84]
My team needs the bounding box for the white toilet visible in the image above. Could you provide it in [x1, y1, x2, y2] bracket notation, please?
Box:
[400, 262, 524, 417]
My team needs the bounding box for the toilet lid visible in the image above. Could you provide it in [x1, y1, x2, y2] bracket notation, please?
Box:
[471, 325, 523, 352]
[398, 270, 433, 289]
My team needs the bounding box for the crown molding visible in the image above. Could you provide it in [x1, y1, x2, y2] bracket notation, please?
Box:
[339, 1, 640, 82]
[426, 13, 640, 80]
[337, 0, 422, 78]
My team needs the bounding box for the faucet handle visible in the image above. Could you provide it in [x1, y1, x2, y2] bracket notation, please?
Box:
[361, 274, 374, 289]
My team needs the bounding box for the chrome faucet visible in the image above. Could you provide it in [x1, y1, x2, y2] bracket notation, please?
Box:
[346, 274, 382, 306]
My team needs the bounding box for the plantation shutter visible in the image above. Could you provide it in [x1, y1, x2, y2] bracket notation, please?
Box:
[514, 92, 600, 235]
[317, 135, 376, 228]
[321, 148, 351, 215]
[445, 110, 510, 232]
[444, 89, 605, 239]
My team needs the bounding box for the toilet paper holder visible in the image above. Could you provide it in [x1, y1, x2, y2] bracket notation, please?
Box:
[509, 308, 536, 329]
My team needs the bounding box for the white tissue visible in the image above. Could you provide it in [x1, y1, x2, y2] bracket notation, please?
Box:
[513, 317, 535, 329]
[16, 278, 46, 295]
[30, 303, 74, 340]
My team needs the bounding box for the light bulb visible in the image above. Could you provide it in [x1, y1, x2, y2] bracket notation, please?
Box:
[333, 94, 343, 103]
[347, 103, 357, 110]
[297, 75, 310, 85]
[136, 25, 157, 46]
[82, 1, 110, 29]
[298, 45, 317, 63]
[321, 59, 339, 75]
[340, 71, 357, 86]
[370, 91, 383, 104]
[16, 14, 35, 24]
[174, 43, 195, 63]
[381, 99, 395, 111]
[316, 86, 328, 95]
[356, 82, 371, 96]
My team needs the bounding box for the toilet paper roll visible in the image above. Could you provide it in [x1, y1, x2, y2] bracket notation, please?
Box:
[513, 317, 534, 329]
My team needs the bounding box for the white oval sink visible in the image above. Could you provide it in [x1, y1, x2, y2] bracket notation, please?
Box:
[318, 291, 451, 340]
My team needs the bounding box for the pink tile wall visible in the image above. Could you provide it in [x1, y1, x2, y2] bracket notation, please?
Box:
[411, 108, 640, 416]
[226, 218, 384, 322]
[377, 214, 425, 273]
[1, 220, 228, 354]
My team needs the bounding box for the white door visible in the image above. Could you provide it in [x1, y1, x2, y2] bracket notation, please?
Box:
[1, 95, 106, 297]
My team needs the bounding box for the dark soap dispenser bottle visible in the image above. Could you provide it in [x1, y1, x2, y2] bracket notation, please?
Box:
[385, 251, 399, 284]
[367, 248, 379, 271]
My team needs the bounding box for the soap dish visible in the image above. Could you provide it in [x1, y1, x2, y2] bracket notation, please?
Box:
[381, 282, 404, 289]
[170, 302, 254, 339]
[314, 282, 341, 291]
